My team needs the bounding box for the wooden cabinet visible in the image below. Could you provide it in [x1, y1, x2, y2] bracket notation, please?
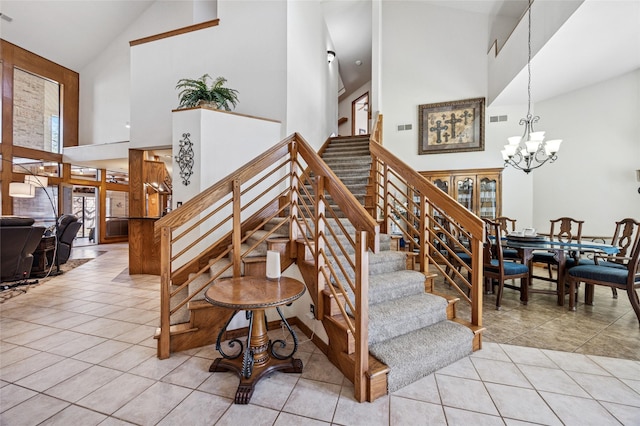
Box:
[419, 168, 502, 219]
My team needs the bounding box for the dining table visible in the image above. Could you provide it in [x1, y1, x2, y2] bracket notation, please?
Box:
[504, 235, 619, 306]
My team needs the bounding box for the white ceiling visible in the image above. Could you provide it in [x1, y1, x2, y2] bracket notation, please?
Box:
[492, 0, 640, 106]
[0, 1, 154, 71]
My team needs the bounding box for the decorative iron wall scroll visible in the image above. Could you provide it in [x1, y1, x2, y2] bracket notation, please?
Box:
[175, 133, 194, 185]
[418, 97, 485, 155]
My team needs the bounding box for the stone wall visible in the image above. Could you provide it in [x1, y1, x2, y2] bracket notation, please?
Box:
[13, 69, 60, 152]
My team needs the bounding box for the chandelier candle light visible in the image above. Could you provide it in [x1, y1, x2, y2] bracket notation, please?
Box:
[501, 1, 562, 174]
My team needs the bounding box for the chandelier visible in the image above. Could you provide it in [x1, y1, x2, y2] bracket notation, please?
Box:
[501, 1, 562, 174]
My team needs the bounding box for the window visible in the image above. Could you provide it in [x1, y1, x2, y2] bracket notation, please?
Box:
[13, 68, 61, 153]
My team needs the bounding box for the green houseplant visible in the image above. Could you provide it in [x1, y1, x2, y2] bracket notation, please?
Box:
[175, 74, 239, 111]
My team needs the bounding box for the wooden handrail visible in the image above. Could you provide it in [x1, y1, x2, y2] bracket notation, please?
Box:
[369, 143, 483, 237]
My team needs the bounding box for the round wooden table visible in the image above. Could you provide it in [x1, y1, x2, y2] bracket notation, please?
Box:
[204, 276, 306, 404]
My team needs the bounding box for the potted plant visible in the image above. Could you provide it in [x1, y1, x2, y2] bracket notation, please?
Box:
[175, 74, 239, 111]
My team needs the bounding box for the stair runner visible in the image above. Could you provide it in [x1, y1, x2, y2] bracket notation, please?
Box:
[302, 136, 372, 216]
[319, 136, 473, 392]
[325, 218, 473, 392]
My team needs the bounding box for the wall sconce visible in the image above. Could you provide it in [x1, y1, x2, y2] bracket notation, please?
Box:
[327, 50, 336, 63]
[636, 169, 640, 194]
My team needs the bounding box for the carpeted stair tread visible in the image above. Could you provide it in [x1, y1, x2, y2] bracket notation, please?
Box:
[369, 320, 474, 392]
[260, 219, 290, 235]
[333, 269, 426, 310]
[368, 293, 448, 345]
[368, 270, 427, 304]
[246, 230, 288, 248]
[330, 250, 407, 278]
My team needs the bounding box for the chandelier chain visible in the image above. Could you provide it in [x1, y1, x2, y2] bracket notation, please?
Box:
[501, 0, 562, 174]
[527, 0, 532, 118]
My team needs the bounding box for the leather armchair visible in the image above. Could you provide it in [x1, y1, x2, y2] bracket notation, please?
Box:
[51, 215, 82, 271]
[1, 216, 45, 282]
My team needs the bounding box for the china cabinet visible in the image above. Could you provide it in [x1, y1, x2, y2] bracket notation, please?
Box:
[419, 167, 502, 219]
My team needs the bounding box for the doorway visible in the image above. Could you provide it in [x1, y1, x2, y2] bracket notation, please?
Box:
[352, 92, 369, 135]
[72, 186, 98, 246]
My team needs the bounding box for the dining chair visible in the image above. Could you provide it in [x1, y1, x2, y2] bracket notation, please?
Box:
[588, 218, 640, 299]
[483, 219, 529, 310]
[568, 218, 640, 326]
[494, 216, 519, 260]
[494, 216, 517, 235]
[532, 217, 584, 282]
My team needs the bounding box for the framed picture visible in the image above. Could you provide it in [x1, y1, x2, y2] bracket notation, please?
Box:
[418, 97, 485, 155]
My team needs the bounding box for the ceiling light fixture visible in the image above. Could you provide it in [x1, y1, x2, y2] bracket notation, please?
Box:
[327, 50, 336, 63]
[501, 1, 562, 174]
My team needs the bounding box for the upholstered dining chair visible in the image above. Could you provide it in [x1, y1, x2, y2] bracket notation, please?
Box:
[494, 216, 519, 260]
[580, 218, 640, 299]
[483, 219, 530, 310]
[532, 217, 584, 282]
[568, 218, 640, 326]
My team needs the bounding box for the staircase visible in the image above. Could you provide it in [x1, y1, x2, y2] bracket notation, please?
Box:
[155, 129, 485, 403]
[318, 136, 371, 210]
[300, 136, 477, 398]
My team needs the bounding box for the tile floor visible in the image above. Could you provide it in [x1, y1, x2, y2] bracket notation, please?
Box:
[1, 244, 639, 425]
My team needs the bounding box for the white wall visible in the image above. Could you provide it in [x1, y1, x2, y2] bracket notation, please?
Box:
[338, 81, 372, 137]
[286, 0, 338, 149]
[79, 0, 204, 145]
[378, 2, 491, 172]
[171, 108, 282, 205]
[532, 69, 640, 236]
[131, 0, 287, 150]
[373, 2, 539, 227]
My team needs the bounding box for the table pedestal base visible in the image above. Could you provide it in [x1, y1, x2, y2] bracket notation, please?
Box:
[209, 357, 303, 404]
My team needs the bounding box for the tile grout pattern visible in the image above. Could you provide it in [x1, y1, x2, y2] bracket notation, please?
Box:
[0, 244, 638, 425]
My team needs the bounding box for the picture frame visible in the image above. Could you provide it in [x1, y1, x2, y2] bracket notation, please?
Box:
[418, 97, 485, 155]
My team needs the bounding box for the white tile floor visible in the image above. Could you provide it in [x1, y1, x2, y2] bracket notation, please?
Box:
[1, 243, 640, 425]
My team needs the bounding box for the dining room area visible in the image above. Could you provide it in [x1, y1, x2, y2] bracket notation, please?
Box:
[446, 214, 640, 362]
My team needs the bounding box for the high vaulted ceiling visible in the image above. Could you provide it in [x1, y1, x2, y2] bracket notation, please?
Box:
[1, 1, 638, 108]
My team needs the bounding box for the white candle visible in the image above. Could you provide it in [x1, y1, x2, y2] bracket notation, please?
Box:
[266, 250, 281, 281]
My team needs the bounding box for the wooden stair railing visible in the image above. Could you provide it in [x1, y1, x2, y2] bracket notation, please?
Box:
[368, 115, 485, 334]
[154, 132, 379, 402]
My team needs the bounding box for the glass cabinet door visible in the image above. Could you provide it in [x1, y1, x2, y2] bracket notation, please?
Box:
[431, 178, 449, 194]
[455, 177, 474, 212]
[479, 177, 497, 219]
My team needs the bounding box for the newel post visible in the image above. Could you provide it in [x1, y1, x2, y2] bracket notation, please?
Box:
[354, 230, 369, 402]
[158, 225, 172, 359]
